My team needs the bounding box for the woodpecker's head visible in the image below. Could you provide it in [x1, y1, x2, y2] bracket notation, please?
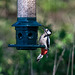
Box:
[42, 28, 52, 36]
[45, 29, 52, 36]
[45, 29, 52, 35]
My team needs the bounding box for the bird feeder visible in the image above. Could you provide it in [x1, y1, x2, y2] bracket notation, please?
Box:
[8, 0, 45, 50]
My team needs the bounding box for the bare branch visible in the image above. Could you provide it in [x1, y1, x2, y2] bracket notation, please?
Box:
[52, 50, 57, 75]
[66, 49, 71, 75]
[56, 48, 66, 72]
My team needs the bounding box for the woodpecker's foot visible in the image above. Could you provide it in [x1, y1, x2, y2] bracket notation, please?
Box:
[46, 54, 48, 58]
[37, 54, 43, 62]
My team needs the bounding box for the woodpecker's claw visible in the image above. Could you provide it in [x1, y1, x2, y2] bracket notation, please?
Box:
[46, 53, 48, 58]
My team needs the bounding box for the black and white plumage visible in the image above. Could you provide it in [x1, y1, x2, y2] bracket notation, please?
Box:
[37, 28, 52, 62]
[39, 29, 51, 49]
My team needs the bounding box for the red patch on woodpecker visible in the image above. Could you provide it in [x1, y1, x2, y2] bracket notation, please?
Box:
[41, 48, 48, 55]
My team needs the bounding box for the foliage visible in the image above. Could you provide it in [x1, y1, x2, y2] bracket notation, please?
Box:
[37, 0, 68, 12]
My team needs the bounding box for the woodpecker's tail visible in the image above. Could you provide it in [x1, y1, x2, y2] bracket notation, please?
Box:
[37, 54, 43, 62]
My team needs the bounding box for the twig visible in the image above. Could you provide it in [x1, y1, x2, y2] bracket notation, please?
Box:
[71, 46, 74, 75]
[56, 48, 66, 72]
[66, 49, 71, 75]
[71, 24, 75, 75]
[14, 62, 19, 75]
[52, 50, 57, 75]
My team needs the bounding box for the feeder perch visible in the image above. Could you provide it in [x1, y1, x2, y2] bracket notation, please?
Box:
[8, 0, 45, 50]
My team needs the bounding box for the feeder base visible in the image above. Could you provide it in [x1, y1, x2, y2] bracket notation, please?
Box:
[8, 44, 45, 50]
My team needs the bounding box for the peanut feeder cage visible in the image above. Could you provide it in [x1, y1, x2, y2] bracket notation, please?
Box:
[8, 0, 45, 50]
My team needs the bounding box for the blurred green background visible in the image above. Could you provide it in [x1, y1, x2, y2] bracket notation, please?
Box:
[0, 0, 75, 75]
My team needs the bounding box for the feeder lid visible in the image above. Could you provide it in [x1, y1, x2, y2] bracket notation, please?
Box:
[12, 17, 41, 27]
[12, 21, 41, 27]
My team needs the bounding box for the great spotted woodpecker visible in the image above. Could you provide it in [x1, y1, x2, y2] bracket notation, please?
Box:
[37, 28, 52, 62]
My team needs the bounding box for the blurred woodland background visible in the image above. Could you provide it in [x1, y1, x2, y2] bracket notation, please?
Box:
[0, 0, 75, 75]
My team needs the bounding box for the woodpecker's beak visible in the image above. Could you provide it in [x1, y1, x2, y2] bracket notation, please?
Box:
[42, 27, 47, 33]
[42, 27, 45, 31]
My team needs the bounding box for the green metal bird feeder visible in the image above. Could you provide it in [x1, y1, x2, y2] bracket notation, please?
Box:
[8, 0, 45, 50]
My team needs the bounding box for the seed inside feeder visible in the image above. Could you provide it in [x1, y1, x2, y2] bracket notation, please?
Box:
[18, 0, 36, 17]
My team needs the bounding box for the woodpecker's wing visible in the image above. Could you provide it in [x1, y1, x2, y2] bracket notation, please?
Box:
[46, 37, 50, 49]
[46, 37, 50, 58]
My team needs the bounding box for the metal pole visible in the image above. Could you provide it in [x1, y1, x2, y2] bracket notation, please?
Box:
[30, 51, 33, 75]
